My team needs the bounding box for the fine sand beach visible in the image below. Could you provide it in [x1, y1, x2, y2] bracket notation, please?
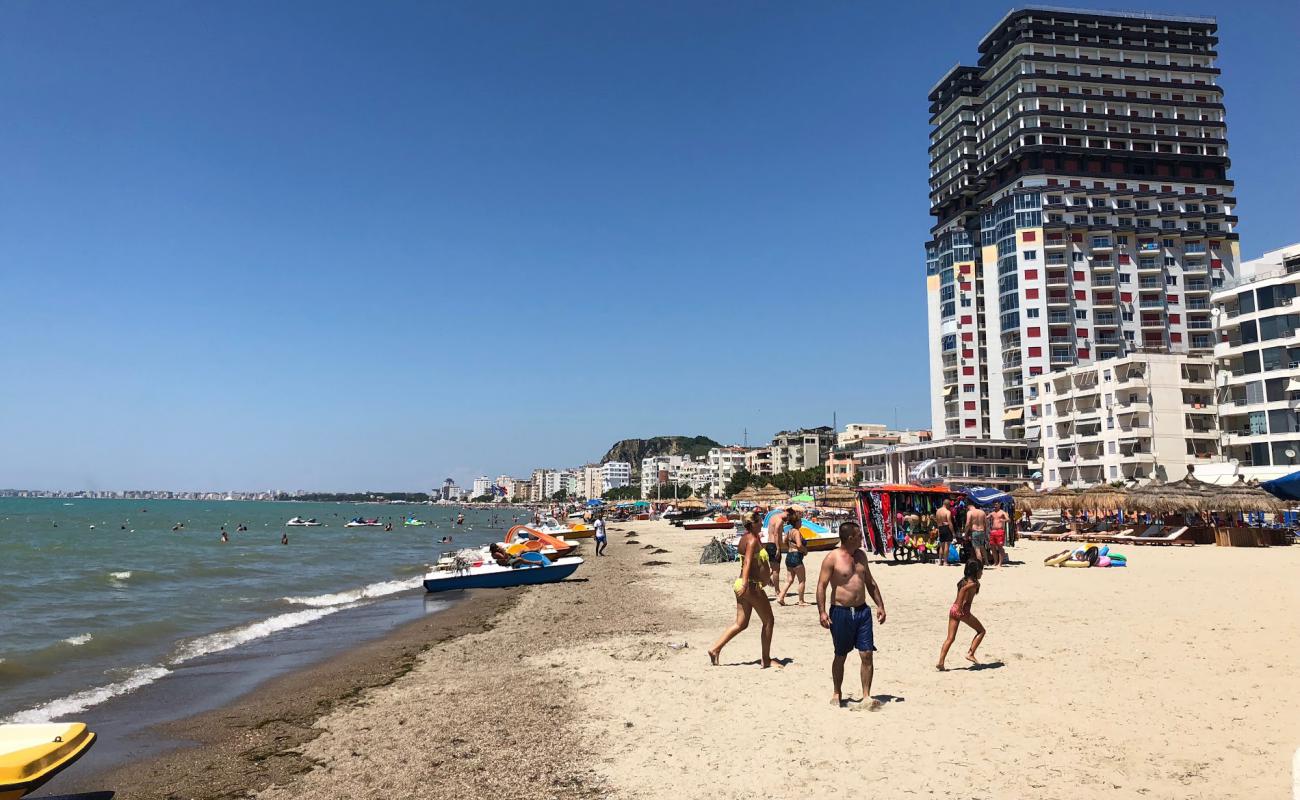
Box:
[96, 520, 1298, 800]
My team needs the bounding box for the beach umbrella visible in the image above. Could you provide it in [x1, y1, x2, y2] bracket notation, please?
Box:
[586, 499, 603, 507]
[1034, 486, 1078, 511]
[1261, 469, 1300, 501]
[1071, 483, 1128, 514]
[1126, 478, 1208, 515]
[676, 496, 707, 509]
[1206, 477, 1286, 514]
[1010, 486, 1039, 512]
[731, 486, 760, 501]
[816, 485, 858, 510]
[790, 493, 815, 503]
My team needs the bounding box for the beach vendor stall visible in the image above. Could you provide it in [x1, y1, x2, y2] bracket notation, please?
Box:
[855, 485, 960, 557]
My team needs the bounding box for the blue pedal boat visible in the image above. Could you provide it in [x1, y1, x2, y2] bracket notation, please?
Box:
[423, 555, 583, 593]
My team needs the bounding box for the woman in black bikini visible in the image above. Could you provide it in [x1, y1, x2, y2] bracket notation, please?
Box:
[777, 522, 808, 606]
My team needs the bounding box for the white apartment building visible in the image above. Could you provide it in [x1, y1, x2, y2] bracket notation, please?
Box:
[927, 9, 1238, 441]
[1212, 243, 1300, 482]
[471, 476, 493, 499]
[707, 447, 747, 491]
[770, 427, 835, 473]
[856, 438, 1037, 492]
[837, 424, 932, 450]
[1030, 352, 1218, 488]
[601, 461, 632, 493]
[640, 455, 690, 497]
[744, 448, 773, 477]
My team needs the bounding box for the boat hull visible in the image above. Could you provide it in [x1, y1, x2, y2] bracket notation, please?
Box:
[0, 723, 96, 800]
[683, 521, 736, 531]
[423, 558, 583, 592]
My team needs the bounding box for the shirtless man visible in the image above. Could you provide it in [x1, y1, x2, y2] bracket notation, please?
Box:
[816, 521, 887, 710]
[765, 506, 802, 596]
[988, 502, 1009, 568]
[965, 503, 989, 566]
[935, 499, 955, 567]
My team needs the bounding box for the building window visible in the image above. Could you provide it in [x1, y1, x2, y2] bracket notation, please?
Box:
[1023, 251, 1038, 260]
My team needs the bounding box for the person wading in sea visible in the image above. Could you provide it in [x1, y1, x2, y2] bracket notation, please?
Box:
[816, 521, 886, 710]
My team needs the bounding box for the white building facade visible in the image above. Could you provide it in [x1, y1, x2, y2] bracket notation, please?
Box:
[1030, 352, 1217, 488]
[1212, 243, 1300, 482]
[856, 439, 1037, 492]
[471, 476, 493, 498]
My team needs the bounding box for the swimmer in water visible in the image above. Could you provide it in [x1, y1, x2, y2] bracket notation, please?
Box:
[220, 531, 228, 543]
[281, 532, 289, 545]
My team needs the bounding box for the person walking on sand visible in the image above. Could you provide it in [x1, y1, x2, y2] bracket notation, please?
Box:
[709, 513, 776, 668]
[935, 499, 954, 567]
[988, 502, 1009, 569]
[965, 503, 989, 566]
[778, 520, 809, 606]
[765, 505, 802, 596]
[937, 560, 985, 670]
[816, 521, 886, 710]
[594, 515, 608, 556]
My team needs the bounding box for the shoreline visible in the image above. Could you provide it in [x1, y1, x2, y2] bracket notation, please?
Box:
[46, 587, 521, 799]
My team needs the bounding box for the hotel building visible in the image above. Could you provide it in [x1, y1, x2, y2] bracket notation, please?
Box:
[855, 439, 1038, 492]
[926, 7, 1238, 441]
[1029, 352, 1217, 487]
[1212, 244, 1300, 481]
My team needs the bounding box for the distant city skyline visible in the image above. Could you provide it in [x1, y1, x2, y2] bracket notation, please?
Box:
[3, 1, 1296, 490]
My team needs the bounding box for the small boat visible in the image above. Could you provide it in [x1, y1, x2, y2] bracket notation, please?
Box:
[504, 526, 578, 560]
[344, 518, 383, 528]
[403, 518, 429, 527]
[663, 507, 714, 522]
[423, 556, 583, 592]
[683, 516, 737, 531]
[285, 517, 323, 527]
[0, 722, 97, 800]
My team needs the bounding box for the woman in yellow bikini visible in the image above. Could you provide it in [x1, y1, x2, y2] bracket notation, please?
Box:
[709, 512, 775, 668]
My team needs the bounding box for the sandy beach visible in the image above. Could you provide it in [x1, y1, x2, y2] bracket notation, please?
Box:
[89, 520, 1299, 800]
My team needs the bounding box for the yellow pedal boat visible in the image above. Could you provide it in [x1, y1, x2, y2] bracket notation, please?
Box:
[0, 722, 97, 800]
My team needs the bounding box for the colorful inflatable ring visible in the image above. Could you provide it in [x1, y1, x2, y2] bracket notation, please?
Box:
[1061, 559, 1091, 568]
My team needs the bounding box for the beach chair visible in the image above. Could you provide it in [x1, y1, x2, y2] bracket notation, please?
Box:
[1111, 524, 1161, 542]
[1132, 526, 1193, 546]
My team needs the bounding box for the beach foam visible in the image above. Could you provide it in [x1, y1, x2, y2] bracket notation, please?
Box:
[4, 666, 172, 724]
[109, 571, 132, 580]
[281, 577, 424, 608]
[62, 633, 93, 646]
[170, 605, 357, 664]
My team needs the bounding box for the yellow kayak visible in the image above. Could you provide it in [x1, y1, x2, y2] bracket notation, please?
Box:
[0, 723, 96, 800]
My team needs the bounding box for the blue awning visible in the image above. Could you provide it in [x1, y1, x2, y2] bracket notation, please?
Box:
[1261, 470, 1300, 501]
[963, 486, 1013, 509]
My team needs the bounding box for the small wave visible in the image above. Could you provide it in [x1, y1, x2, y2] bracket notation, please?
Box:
[281, 577, 423, 608]
[62, 633, 93, 646]
[4, 666, 172, 724]
[169, 605, 355, 664]
[109, 571, 132, 581]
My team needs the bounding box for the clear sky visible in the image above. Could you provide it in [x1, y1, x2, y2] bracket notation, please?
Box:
[2, 1, 1297, 491]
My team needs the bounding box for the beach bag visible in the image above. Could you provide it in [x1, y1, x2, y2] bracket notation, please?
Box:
[947, 543, 960, 564]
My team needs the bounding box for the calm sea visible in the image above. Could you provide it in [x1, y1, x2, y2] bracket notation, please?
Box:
[0, 498, 522, 721]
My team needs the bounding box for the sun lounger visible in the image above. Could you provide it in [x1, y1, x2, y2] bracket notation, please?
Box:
[1111, 524, 1161, 542]
[1131, 526, 1194, 546]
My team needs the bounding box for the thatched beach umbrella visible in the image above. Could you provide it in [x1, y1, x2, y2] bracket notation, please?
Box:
[817, 485, 859, 510]
[1010, 485, 1040, 513]
[1071, 484, 1128, 514]
[731, 486, 760, 502]
[675, 496, 706, 510]
[1126, 477, 1207, 515]
[1034, 486, 1078, 511]
[1206, 477, 1286, 514]
[753, 484, 788, 505]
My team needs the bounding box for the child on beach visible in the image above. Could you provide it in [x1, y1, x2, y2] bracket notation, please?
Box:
[937, 560, 985, 670]
[709, 513, 775, 668]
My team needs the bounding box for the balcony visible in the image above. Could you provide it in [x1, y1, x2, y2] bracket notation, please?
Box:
[1186, 298, 1209, 309]
[1047, 293, 1071, 307]
[1093, 275, 1115, 287]
[1093, 294, 1116, 308]
[1044, 236, 1068, 249]
[1138, 279, 1164, 289]
[1139, 299, 1166, 308]
[1046, 272, 1070, 287]
[1187, 319, 1213, 330]
[1185, 281, 1210, 294]
[1095, 314, 1118, 326]
[1050, 349, 1075, 364]
[1136, 261, 1163, 274]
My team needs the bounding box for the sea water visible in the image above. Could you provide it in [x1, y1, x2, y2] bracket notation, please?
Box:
[0, 498, 522, 720]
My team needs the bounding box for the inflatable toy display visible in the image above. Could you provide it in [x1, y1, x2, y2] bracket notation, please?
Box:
[1044, 544, 1129, 568]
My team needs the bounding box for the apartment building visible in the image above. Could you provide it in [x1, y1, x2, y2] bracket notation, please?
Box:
[640, 455, 691, 498]
[770, 427, 835, 473]
[1212, 243, 1300, 481]
[926, 7, 1238, 442]
[744, 447, 773, 477]
[855, 439, 1037, 492]
[470, 476, 493, 498]
[601, 461, 632, 493]
[1029, 351, 1217, 487]
[836, 424, 932, 451]
[707, 447, 747, 491]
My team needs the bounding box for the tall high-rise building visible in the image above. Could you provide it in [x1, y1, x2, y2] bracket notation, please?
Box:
[926, 7, 1238, 440]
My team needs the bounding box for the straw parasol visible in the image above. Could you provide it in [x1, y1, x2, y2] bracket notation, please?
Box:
[817, 485, 859, 510]
[731, 486, 760, 502]
[1206, 476, 1286, 514]
[1126, 475, 1212, 514]
[675, 496, 707, 510]
[1070, 483, 1129, 513]
[1010, 485, 1040, 512]
[1033, 486, 1078, 511]
[752, 484, 788, 505]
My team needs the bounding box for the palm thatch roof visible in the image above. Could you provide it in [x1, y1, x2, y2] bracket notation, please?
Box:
[1010, 485, 1040, 512]
[731, 486, 760, 501]
[1070, 483, 1129, 513]
[1126, 475, 1215, 514]
[752, 484, 788, 504]
[675, 496, 707, 509]
[1033, 486, 1078, 510]
[816, 485, 859, 510]
[1207, 476, 1286, 514]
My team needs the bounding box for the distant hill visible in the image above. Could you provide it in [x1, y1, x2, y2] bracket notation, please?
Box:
[601, 436, 721, 467]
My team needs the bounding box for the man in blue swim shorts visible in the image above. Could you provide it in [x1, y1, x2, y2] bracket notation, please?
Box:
[816, 521, 887, 710]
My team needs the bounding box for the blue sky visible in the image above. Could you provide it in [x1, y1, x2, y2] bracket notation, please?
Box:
[2, 1, 1297, 491]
